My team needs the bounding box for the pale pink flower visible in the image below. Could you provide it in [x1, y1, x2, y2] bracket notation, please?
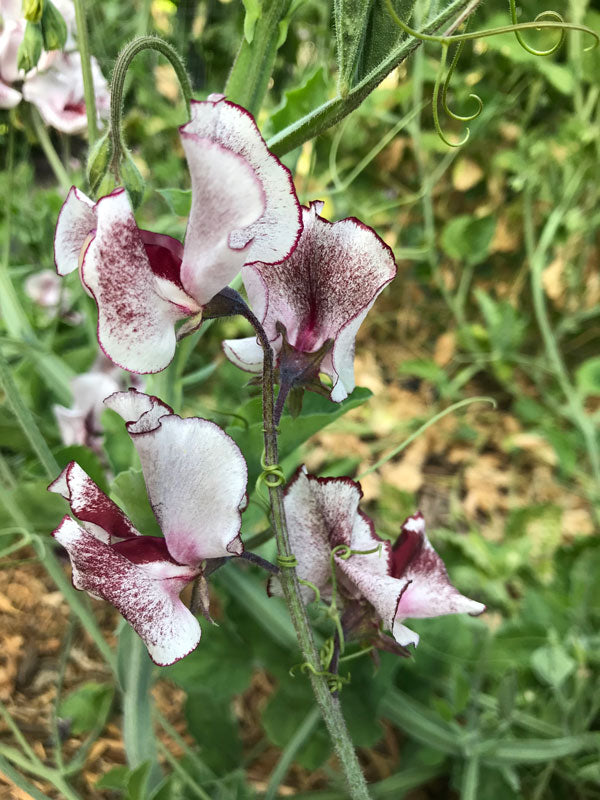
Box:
[223, 202, 397, 403]
[0, 3, 24, 109]
[53, 96, 302, 373]
[49, 389, 248, 665]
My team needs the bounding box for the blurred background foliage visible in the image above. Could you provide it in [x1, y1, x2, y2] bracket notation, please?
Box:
[0, 0, 599, 798]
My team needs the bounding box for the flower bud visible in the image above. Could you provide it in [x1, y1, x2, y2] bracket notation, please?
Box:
[120, 151, 145, 209]
[17, 21, 43, 71]
[23, 0, 44, 23]
[41, 0, 67, 51]
[87, 132, 113, 196]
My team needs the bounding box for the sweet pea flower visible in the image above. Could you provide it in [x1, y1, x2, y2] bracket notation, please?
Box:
[270, 470, 484, 649]
[54, 95, 302, 373]
[223, 201, 397, 403]
[0, 1, 24, 108]
[49, 388, 248, 665]
[23, 50, 109, 134]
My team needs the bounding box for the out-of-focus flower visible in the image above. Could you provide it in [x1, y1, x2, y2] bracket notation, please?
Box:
[24, 268, 63, 309]
[53, 96, 302, 373]
[0, 1, 24, 108]
[49, 389, 248, 665]
[23, 51, 109, 134]
[0, 0, 108, 132]
[270, 469, 485, 649]
[223, 201, 397, 403]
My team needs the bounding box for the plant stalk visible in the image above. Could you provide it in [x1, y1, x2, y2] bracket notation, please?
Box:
[245, 313, 371, 799]
[72, 0, 98, 144]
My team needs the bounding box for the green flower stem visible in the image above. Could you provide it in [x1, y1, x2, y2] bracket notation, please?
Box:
[0, 122, 35, 342]
[109, 36, 192, 172]
[72, 0, 97, 145]
[267, 0, 482, 156]
[29, 106, 71, 192]
[225, 0, 289, 116]
[247, 315, 371, 799]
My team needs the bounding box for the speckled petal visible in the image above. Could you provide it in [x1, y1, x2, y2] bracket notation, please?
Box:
[53, 516, 200, 665]
[105, 389, 248, 565]
[48, 461, 139, 543]
[242, 203, 396, 399]
[54, 186, 96, 276]
[80, 189, 198, 373]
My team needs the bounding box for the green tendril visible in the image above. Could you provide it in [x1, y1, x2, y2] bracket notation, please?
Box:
[331, 543, 383, 561]
[509, 0, 565, 56]
[276, 553, 299, 568]
[289, 661, 350, 694]
[434, 44, 470, 147]
[298, 578, 321, 602]
[339, 645, 376, 664]
[255, 450, 286, 492]
[442, 34, 483, 123]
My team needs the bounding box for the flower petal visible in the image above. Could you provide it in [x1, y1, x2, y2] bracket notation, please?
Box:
[0, 78, 21, 108]
[222, 336, 264, 373]
[53, 516, 200, 665]
[54, 186, 96, 276]
[48, 462, 139, 542]
[242, 203, 396, 399]
[53, 370, 121, 447]
[179, 135, 265, 305]
[81, 189, 198, 373]
[105, 389, 248, 564]
[181, 97, 301, 270]
[392, 512, 486, 619]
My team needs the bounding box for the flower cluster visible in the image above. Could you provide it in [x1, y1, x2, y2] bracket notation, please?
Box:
[0, 0, 109, 133]
[50, 95, 485, 665]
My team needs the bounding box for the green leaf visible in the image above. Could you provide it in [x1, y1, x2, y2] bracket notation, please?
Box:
[111, 468, 161, 537]
[575, 356, 600, 398]
[96, 765, 131, 790]
[334, 0, 374, 94]
[530, 642, 575, 688]
[242, 0, 262, 43]
[262, 683, 330, 769]
[58, 682, 114, 735]
[126, 761, 152, 800]
[440, 215, 495, 264]
[381, 689, 464, 755]
[156, 188, 192, 217]
[164, 619, 254, 701]
[268, 67, 329, 138]
[227, 386, 372, 490]
[101, 407, 136, 476]
[356, 0, 416, 83]
[185, 692, 243, 772]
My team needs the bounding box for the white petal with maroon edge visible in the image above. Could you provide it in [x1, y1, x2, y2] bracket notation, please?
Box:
[105, 390, 248, 565]
[53, 516, 201, 665]
[222, 336, 264, 374]
[80, 189, 198, 374]
[179, 135, 265, 305]
[181, 96, 301, 267]
[54, 187, 96, 276]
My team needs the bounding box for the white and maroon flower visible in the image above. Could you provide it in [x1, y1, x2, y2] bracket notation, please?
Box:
[54, 95, 302, 373]
[24, 268, 63, 309]
[23, 51, 109, 134]
[271, 469, 484, 648]
[49, 389, 248, 665]
[223, 201, 397, 403]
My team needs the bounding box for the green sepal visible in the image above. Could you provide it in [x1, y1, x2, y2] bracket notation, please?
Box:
[40, 0, 67, 51]
[121, 151, 145, 209]
[23, 0, 44, 24]
[87, 132, 113, 196]
[17, 22, 43, 72]
[286, 386, 304, 418]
